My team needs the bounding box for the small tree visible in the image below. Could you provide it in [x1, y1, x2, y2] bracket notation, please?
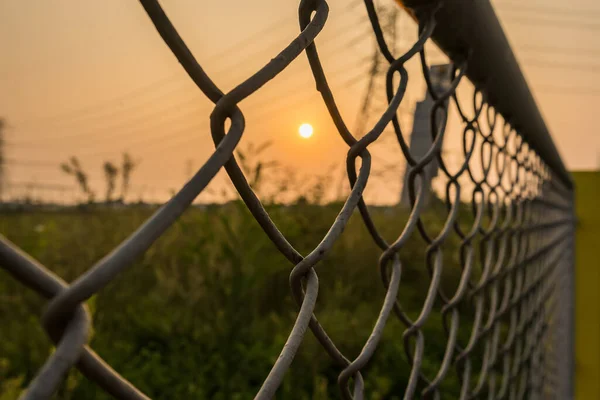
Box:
[235, 141, 277, 193]
[61, 157, 94, 203]
[120, 152, 139, 203]
[103, 161, 119, 203]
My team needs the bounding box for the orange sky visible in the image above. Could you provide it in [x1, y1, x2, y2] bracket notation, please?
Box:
[1, 0, 598, 204]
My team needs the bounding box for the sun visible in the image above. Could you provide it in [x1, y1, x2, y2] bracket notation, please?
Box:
[299, 123, 313, 139]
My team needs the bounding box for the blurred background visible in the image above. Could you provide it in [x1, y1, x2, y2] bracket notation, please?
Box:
[0, 0, 598, 399]
[0, 0, 598, 205]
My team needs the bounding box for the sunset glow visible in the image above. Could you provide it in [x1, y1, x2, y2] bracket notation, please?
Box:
[299, 123, 313, 139]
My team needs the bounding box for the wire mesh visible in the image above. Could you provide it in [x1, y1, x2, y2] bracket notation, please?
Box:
[0, 0, 575, 399]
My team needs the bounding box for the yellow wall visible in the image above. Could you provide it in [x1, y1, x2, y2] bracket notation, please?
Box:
[574, 171, 600, 399]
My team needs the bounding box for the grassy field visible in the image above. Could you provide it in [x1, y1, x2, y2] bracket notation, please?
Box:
[0, 197, 484, 399]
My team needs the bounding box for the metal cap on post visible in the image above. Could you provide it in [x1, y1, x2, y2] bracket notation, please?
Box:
[396, 0, 573, 189]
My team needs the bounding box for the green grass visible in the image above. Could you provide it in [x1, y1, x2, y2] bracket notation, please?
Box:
[0, 199, 483, 399]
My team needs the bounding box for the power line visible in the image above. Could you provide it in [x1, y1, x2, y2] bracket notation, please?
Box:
[117, 65, 370, 158]
[7, 57, 370, 163]
[519, 44, 600, 57]
[535, 85, 600, 96]
[5, 181, 73, 191]
[11, 17, 296, 127]
[14, 75, 186, 128]
[9, 56, 368, 154]
[87, 60, 371, 157]
[13, 1, 365, 128]
[4, 159, 59, 168]
[11, 19, 371, 147]
[501, 15, 600, 31]
[9, 28, 373, 150]
[209, 17, 368, 77]
[524, 59, 600, 73]
[4, 2, 374, 178]
[494, 1, 600, 18]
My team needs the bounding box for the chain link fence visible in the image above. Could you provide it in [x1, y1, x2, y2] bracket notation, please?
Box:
[0, 0, 575, 399]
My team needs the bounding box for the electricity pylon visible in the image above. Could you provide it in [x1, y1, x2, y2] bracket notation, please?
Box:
[354, 3, 400, 137]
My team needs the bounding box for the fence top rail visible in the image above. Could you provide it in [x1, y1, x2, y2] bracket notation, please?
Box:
[397, 0, 574, 189]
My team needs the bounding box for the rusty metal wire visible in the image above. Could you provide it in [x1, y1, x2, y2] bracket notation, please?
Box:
[0, 0, 575, 399]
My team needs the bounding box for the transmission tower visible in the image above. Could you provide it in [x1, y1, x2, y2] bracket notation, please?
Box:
[399, 64, 452, 208]
[354, 2, 400, 137]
